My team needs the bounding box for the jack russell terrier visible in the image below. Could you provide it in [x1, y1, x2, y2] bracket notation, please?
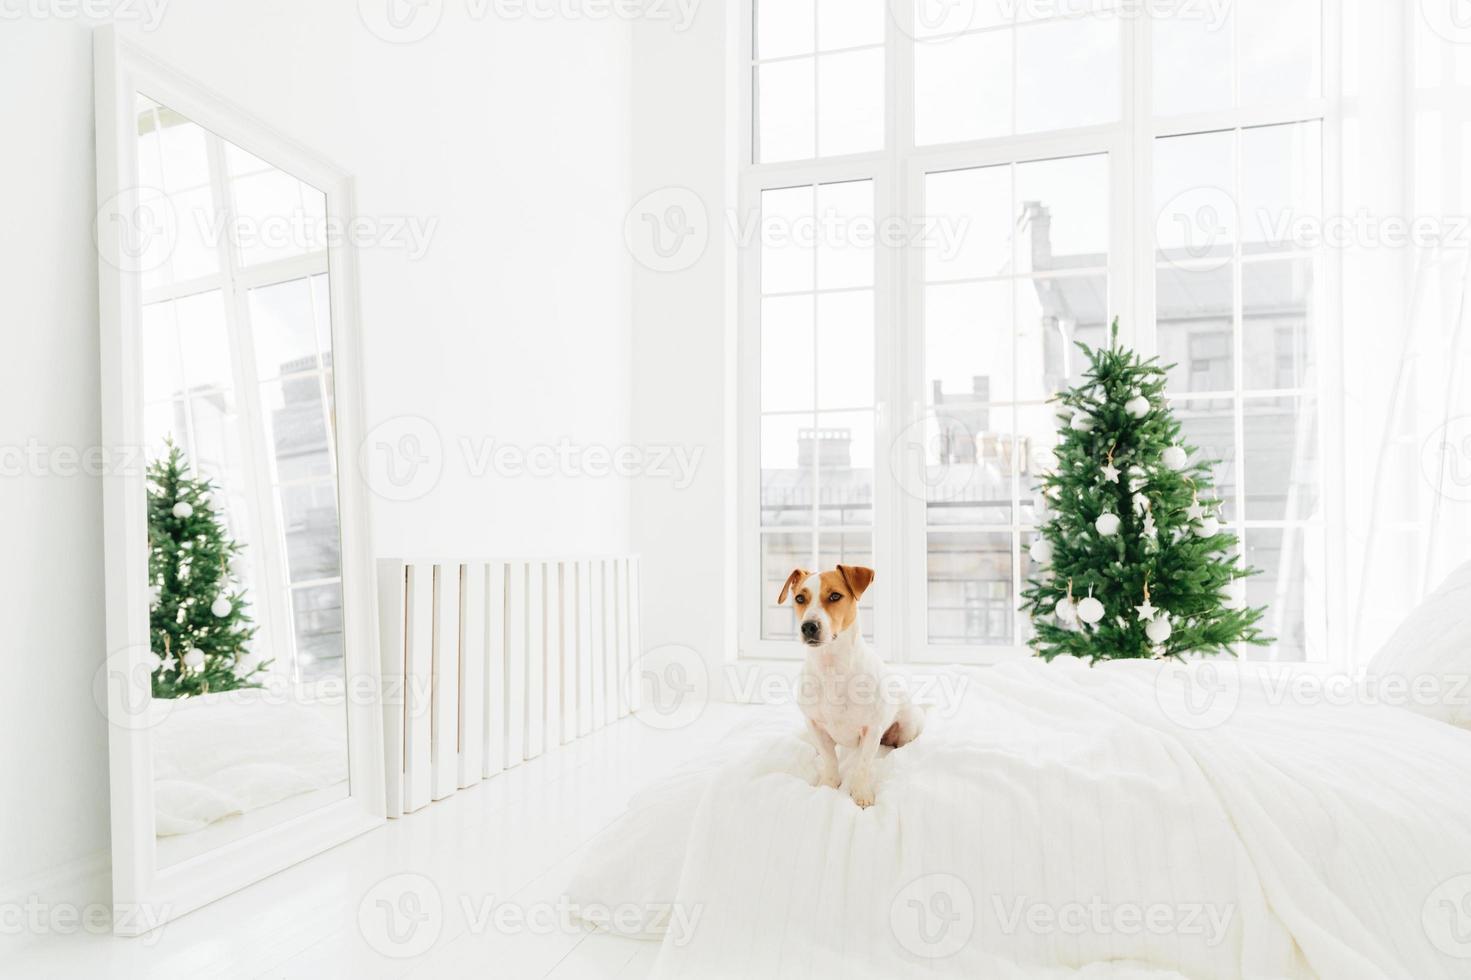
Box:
[778, 565, 925, 808]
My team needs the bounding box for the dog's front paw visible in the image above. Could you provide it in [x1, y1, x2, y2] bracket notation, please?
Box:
[813, 762, 840, 789]
[848, 771, 875, 808]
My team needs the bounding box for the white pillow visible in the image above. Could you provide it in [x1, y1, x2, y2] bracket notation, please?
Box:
[1367, 560, 1471, 728]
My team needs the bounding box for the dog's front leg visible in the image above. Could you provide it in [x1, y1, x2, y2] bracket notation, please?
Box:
[807, 719, 841, 789]
[846, 720, 886, 808]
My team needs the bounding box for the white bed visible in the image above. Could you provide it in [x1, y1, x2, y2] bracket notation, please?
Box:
[150, 687, 348, 865]
[567, 654, 1471, 979]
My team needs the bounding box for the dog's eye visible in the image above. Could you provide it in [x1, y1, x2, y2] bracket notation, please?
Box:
[794, 595, 807, 605]
[828, 592, 843, 602]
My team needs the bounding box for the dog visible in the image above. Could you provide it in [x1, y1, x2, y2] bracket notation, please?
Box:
[778, 564, 925, 808]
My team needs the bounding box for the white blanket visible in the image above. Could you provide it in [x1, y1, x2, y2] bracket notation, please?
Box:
[567, 657, 1471, 979]
[152, 689, 348, 836]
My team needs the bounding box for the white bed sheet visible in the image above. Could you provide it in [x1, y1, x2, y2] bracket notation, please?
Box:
[567, 657, 1471, 979]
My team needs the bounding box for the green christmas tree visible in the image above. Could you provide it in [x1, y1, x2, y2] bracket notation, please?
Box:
[1020, 321, 1268, 662]
[148, 440, 266, 697]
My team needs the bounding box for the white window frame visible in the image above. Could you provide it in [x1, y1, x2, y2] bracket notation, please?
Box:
[737, 1, 1346, 665]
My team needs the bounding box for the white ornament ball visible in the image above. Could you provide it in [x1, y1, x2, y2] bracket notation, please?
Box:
[211, 596, 233, 618]
[1095, 512, 1121, 537]
[1145, 615, 1173, 643]
[1226, 578, 1247, 610]
[1161, 446, 1189, 471]
[1028, 538, 1054, 564]
[172, 501, 194, 519]
[1071, 412, 1095, 432]
[1196, 516, 1221, 537]
[1125, 395, 1151, 419]
[183, 647, 205, 670]
[146, 652, 163, 674]
[1076, 595, 1105, 625]
[233, 653, 260, 677]
[1054, 598, 1078, 625]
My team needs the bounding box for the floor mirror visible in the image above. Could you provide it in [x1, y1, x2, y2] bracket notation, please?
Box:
[93, 26, 384, 936]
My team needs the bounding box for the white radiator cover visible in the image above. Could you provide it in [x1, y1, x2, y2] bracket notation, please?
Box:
[376, 557, 642, 817]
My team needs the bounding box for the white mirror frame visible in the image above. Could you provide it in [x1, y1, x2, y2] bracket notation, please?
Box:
[93, 25, 385, 936]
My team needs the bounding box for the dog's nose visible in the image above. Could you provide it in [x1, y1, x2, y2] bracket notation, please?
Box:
[800, 621, 820, 640]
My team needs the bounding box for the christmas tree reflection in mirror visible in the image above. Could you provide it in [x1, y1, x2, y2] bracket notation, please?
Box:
[134, 94, 348, 869]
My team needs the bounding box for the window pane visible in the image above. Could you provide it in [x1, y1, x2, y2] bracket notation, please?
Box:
[760, 185, 815, 294]
[1015, 274, 1108, 403]
[261, 374, 331, 485]
[757, 0, 814, 59]
[156, 107, 211, 193]
[290, 581, 344, 683]
[1016, 402, 1061, 525]
[1016, 16, 1120, 133]
[141, 302, 183, 404]
[175, 290, 232, 390]
[232, 169, 325, 267]
[1156, 264, 1234, 393]
[924, 164, 1012, 281]
[928, 531, 1014, 645]
[761, 531, 813, 638]
[926, 280, 1013, 403]
[1015, 154, 1109, 273]
[1242, 259, 1315, 391]
[281, 481, 342, 581]
[761, 414, 813, 526]
[816, 179, 875, 289]
[923, 408, 1014, 527]
[1155, 130, 1235, 266]
[757, 59, 817, 162]
[1241, 122, 1321, 256]
[1152, 6, 1232, 116]
[1244, 526, 1320, 662]
[249, 277, 322, 380]
[909, 0, 1009, 38]
[818, 0, 883, 49]
[817, 291, 874, 409]
[168, 186, 220, 282]
[915, 31, 1011, 146]
[1238, 0, 1320, 106]
[761, 295, 815, 413]
[818, 49, 885, 156]
[815, 410, 874, 526]
[311, 273, 334, 354]
[1174, 396, 1238, 521]
[1243, 395, 1319, 522]
[187, 388, 244, 489]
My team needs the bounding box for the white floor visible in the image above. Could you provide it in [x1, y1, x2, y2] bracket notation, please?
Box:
[10, 703, 764, 980]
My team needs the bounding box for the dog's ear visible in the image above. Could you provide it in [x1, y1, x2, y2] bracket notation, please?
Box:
[837, 565, 875, 601]
[778, 568, 809, 605]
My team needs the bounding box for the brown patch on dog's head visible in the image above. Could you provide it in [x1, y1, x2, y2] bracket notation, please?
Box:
[777, 568, 811, 606]
[815, 565, 873, 636]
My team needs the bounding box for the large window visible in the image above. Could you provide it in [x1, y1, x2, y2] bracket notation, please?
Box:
[136, 97, 344, 683]
[741, 1, 1332, 662]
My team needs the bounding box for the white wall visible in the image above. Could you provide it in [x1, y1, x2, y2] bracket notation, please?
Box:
[0, 1, 634, 901]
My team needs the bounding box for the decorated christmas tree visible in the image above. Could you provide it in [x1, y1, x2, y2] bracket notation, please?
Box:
[1020, 320, 1267, 662]
[148, 440, 266, 697]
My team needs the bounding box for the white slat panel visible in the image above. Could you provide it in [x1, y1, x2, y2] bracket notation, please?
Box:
[577, 560, 593, 737]
[458, 563, 486, 788]
[629, 556, 642, 713]
[545, 562, 565, 747]
[505, 560, 527, 767]
[525, 562, 546, 760]
[404, 563, 434, 813]
[559, 562, 578, 743]
[431, 565, 461, 800]
[483, 562, 507, 776]
[590, 559, 607, 731]
[376, 560, 407, 818]
[604, 559, 620, 719]
[615, 558, 630, 718]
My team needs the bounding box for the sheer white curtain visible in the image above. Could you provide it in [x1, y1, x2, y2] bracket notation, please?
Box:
[1342, 0, 1471, 667]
